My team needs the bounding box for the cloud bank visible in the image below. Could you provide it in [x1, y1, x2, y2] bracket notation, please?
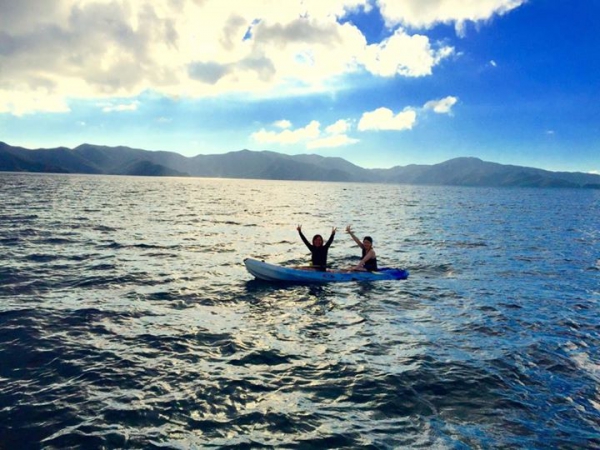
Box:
[0, 0, 522, 115]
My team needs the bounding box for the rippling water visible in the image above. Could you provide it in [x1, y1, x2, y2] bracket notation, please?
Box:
[1, 172, 599, 449]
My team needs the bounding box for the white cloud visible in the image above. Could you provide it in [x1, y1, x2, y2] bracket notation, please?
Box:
[424, 96, 458, 114]
[326, 119, 351, 134]
[0, 0, 477, 114]
[311, 119, 357, 148]
[102, 101, 139, 113]
[274, 119, 292, 129]
[0, 89, 70, 116]
[361, 28, 454, 77]
[252, 120, 321, 145]
[358, 107, 417, 131]
[307, 134, 359, 149]
[378, 0, 526, 35]
[251, 117, 357, 149]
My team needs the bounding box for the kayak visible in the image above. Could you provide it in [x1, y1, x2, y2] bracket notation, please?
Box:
[244, 258, 409, 283]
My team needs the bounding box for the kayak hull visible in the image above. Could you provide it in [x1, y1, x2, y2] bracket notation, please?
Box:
[244, 258, 409, 283]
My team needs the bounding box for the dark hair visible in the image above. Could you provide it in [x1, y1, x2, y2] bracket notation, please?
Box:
[312, 234, 323, 243]
[363, 236, 373, 244]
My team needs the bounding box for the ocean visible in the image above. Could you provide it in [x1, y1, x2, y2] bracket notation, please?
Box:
[1, 172, 598, 449]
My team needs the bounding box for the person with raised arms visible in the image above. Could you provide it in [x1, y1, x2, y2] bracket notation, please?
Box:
[296, 225, 336, 271]
[346, 225, 378, 271]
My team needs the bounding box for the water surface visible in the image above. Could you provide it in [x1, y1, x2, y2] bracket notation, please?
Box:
[1, 173, 599, 448]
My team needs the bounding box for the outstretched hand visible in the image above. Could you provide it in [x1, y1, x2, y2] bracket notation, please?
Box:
[332, 227, 337, 234]
[296, 224, 302, 232]
[346, 225, 353, 234]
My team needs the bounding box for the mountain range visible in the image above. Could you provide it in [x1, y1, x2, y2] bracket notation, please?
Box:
[1, 141, 598, 189]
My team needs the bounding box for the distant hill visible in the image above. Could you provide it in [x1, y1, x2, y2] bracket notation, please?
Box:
[375, 157, 600, 188]
[1, 141, 598, 189]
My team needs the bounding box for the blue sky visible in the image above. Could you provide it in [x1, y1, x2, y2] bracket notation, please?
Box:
[0, 0, 598, 173]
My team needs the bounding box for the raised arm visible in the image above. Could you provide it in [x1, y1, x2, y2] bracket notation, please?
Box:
[346, 225, 365, 249]
[324, 227, 336, 248]
[297, 224, 312, 249]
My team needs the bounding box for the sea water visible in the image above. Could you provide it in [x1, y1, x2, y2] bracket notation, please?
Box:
[0, 172, 598, 449]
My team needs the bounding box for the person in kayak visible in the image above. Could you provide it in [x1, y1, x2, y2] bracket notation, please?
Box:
[297, 225, 336, 270]
[346, 225, 378, 271]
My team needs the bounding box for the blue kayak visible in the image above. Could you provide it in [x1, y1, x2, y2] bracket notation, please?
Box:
[244, 258, 409, 283]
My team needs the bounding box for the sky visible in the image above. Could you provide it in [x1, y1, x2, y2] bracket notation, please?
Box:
[0, 0, 598, 173]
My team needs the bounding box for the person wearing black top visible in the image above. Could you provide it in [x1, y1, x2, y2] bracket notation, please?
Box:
[346, 225, 377, 271]
[297, 225, 336, 270]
